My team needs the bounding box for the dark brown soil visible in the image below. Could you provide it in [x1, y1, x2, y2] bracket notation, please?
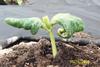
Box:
[0, 32, 100, 67]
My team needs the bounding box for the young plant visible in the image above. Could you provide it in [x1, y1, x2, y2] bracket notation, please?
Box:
[5, 13, 84, 58]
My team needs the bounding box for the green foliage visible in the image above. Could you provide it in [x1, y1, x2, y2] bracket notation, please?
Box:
[51, 13, 84, 38]
[5, 17, 42, 34]
[5, 13, 84, 58]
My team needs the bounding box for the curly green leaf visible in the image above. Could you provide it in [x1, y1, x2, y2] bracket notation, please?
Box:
[5, 17, 42, 35]
[51, 13, 84, 38]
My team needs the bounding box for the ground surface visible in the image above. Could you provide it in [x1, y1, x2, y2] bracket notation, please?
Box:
[0, 0, 100, 40]
[0, 32, 100, 67]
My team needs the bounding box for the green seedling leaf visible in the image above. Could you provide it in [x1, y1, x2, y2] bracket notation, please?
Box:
[42, 16, 52, 31]
[51, 13, 84, 38]
[5, 17, 42, 35]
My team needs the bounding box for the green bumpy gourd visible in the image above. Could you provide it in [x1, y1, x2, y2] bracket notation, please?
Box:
[5, 17, 42, 35]
[51, 13, 84, 38]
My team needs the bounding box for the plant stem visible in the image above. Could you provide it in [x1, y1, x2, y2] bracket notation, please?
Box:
[49, 30, 57, 58]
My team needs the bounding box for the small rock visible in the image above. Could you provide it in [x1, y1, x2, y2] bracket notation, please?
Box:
[0, 48, 12, 58]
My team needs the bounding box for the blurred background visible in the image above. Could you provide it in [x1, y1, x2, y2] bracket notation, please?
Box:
[0, 0, 100, 40]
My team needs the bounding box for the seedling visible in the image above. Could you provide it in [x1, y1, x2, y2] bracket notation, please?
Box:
[5, 13, 84, 58]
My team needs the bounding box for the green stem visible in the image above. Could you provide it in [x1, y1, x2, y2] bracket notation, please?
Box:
[49, 30, 57, 58]
[42, 16, 57, 58]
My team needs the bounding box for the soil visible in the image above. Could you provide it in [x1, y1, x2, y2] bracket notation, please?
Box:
[0, 32, 100, 67]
